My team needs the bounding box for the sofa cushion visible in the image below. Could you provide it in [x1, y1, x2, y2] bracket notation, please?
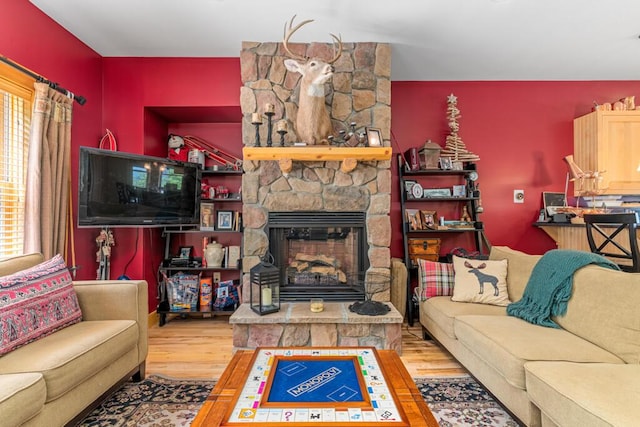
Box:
[489, 246, 541, 302]
[0, 254, 82, 355]
[525, 362, 640, 427]
[0, 319, 138, 402]
[417, 259, 454, 300]
[451, 256, 510, 306]
[421, 297, 506, 339]
[0, 372, 46, 427]
[553, 265, 640, 364]
[454, 315, 624, 390]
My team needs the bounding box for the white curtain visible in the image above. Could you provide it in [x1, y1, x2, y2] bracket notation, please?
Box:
[23, 82, 73, 259]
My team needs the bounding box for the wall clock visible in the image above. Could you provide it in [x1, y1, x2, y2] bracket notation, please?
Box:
[467, 171, 479, 181]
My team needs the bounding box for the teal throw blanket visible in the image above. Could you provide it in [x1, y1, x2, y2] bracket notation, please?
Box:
[506, 249, 619, 328]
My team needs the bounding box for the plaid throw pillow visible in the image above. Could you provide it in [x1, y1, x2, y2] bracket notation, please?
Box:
[417, 259, 455, 301]
[0, 254, 82, 355]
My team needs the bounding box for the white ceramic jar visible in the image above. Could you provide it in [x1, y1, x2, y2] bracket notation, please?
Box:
[204, 241, 224, 267]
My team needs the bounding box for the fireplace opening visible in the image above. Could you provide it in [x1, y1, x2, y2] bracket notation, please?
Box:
[268, 212, 368, 301]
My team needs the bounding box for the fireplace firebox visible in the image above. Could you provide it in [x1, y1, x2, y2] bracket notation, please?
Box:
[268, 212, 368, 301]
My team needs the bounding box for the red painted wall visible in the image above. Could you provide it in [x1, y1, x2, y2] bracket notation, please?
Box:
[0, 1, 103, 279]
[391, 81, 640, 257]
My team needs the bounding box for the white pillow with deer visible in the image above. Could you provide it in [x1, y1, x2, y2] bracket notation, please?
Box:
[451, 255, 511, 306]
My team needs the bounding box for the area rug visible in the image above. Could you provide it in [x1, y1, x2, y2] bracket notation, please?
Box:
[78, 374, 519, 426]
[415, 376, 520, 426]
[77, 375, 216, 426]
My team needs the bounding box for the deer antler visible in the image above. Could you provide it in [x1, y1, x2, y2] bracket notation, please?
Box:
[283, 15, 312, 62]
[327, 33, 343, 64]
[283, 15, 343, 64]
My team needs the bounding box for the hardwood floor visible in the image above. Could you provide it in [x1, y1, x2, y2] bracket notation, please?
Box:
[147, 316, 466, 379]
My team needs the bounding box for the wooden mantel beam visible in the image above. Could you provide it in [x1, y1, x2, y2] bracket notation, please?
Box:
[243, 146, 392, 173]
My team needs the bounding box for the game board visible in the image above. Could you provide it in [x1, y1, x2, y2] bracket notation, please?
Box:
[226, 347, 406, 424]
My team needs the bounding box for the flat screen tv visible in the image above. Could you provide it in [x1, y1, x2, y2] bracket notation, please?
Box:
[78, 147, 201, 227]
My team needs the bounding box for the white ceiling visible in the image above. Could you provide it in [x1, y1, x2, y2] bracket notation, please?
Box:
[30, 0, 640, 81]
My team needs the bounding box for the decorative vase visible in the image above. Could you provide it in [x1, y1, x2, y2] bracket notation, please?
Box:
[204, 241, 224, 267]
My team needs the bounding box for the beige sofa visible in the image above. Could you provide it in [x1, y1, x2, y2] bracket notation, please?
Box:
[0, 253, 148, 427]
[420, 246, 640, 427]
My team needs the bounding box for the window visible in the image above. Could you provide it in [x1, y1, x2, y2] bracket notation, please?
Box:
[0, 62, 34, 259]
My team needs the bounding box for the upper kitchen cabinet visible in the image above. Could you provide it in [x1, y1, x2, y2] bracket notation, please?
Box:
[573, 110, 640, 195]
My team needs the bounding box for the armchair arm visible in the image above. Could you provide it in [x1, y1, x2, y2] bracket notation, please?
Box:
[73, 280, 148, 364]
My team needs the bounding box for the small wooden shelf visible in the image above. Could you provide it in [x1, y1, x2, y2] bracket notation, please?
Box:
[243, 146, 392, 173]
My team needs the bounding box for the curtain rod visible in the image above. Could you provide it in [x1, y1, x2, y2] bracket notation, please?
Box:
[0, 55, 86, 106]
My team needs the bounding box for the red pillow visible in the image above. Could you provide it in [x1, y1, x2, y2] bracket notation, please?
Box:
[417, 259, 455, 301]
[0, 254, 82, 355]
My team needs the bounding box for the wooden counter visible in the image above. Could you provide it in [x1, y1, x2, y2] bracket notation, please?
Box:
[534, 221, 636, 266]
[534, 222, 592, 252]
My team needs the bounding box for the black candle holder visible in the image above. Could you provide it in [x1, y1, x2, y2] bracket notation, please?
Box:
[253, 122, 262, 147]
[265, 111, 275, 147]
[277, 129, 287, 147]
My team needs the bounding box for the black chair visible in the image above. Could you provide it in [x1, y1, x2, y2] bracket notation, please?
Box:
[583, 212, 640, 272]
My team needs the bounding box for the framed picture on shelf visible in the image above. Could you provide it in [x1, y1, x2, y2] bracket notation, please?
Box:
[420, 210, 437, 229]
[404, 180, 417, 192]
[365, 127, 382, 147]
[452, 184, 467, 197]
[178, 246, 194, 259]
[200, 201, 215, 231]
[423, 188, 452, 198]
[216, 210, 234, 231]
[439, 157, 453, 170]
[440, 157, 453, 171]
[404, 209, 423, 231]
[451, 161, 464, 170]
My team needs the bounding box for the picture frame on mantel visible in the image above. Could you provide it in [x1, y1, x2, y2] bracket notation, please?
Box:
[365, 127, 382, 147]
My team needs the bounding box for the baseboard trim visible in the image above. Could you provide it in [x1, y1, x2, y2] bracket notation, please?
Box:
[148, 310, 158, 328]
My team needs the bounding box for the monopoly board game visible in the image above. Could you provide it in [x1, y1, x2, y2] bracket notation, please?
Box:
[226, 347, 406, 424]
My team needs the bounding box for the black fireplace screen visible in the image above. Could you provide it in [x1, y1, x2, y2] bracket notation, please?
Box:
[268, 212, 368, 301]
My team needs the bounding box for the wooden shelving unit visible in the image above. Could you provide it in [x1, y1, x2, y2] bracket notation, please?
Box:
[397, 154, 490, 326]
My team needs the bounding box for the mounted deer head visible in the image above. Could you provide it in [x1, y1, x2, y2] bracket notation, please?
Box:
[283, 16, 342, 145]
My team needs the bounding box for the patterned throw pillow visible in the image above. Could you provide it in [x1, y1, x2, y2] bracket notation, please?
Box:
[0, 254, 82, 355]
[417, 259, 455, 301]
[451, 255, 510, 306]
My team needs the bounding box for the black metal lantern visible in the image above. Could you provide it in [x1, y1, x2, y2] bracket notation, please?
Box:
[250, 257, 280, 315]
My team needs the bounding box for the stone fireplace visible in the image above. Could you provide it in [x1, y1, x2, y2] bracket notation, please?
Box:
[230, 40, 401, 352]
[239, 40, 393, 304]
